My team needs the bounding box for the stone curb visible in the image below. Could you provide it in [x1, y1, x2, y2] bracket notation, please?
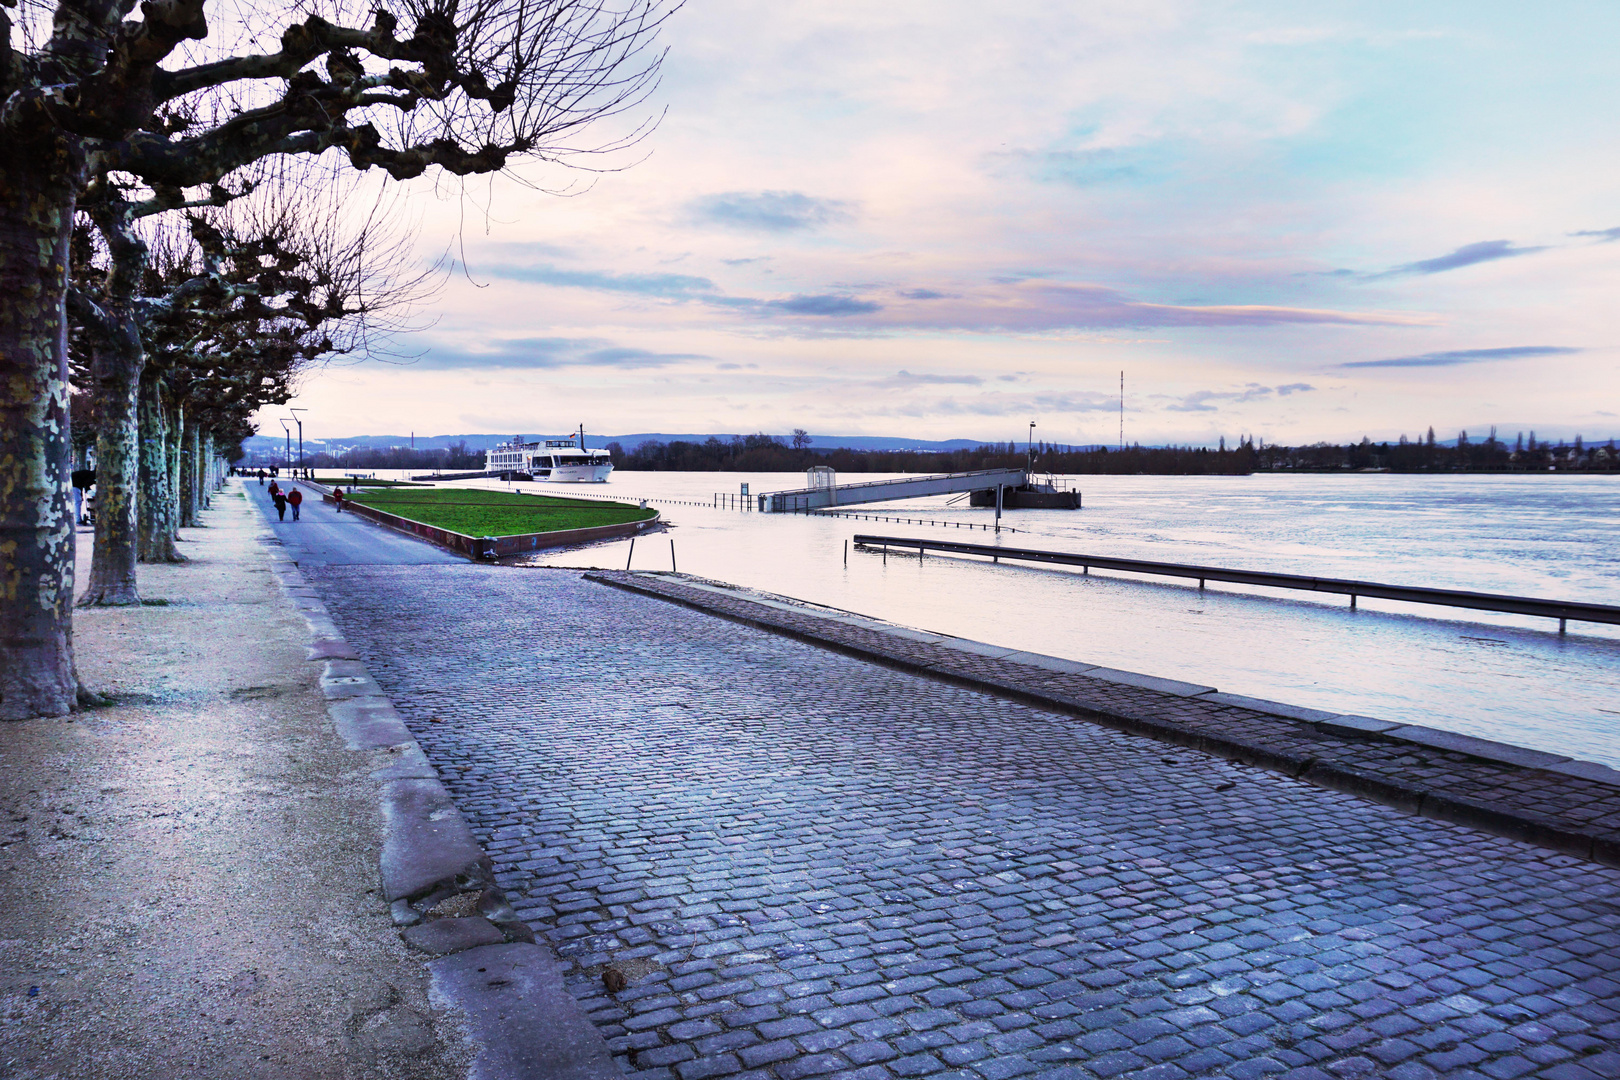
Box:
[586, 569, 1620, 869]
[252, 503, 620, 1080]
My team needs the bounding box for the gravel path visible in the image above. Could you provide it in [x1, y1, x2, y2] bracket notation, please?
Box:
[0, 488, 470, 1080]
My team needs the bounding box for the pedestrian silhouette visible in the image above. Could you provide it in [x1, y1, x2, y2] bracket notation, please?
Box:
[272, 490, 287, 520]
[288, 487, 303, 521]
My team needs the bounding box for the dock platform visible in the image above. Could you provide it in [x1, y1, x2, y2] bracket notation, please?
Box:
[760, 467, 1028, 512]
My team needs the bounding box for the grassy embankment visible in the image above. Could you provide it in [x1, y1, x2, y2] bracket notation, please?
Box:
[346, 487, 655, 537]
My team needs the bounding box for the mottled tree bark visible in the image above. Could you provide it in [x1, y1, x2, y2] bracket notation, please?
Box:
[179, 408, 197, 527]
[136, 377, 184, 563]
[79, 346, 142, 605]
[0, 150, 83, 719]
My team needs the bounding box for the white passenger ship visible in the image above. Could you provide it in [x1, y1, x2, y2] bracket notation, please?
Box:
[484, 427, 614, 483]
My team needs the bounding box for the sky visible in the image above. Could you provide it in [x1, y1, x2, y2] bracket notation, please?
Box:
[262, 0, 1620, 448]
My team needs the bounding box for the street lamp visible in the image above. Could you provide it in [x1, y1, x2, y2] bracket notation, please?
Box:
[288, 408, 306, 477]
[280, 419, 292, 475]
[1028, 420, 1037, 473]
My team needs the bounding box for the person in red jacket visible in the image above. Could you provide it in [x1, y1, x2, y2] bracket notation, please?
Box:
[287, 486, 303, 521]
[333, 487, 345, 513]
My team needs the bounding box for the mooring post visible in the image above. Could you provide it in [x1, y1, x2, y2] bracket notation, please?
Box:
[626, 537, 635, 570]
[1351, 594, 1357, 610]
[1560, 617, 1567, 634]
[671, 539, 677, 573]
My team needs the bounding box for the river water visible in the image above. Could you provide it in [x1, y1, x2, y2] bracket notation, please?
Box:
[408, 470, 1620, 768]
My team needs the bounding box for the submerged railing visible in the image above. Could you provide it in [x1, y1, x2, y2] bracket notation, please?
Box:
[852, 534, 1620, 633]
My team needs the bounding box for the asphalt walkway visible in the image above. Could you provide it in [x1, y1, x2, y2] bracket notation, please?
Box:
[246, 477, 464, 567]
[302, 561, 1620, 1080]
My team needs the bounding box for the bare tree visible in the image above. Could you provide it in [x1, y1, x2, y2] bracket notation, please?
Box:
[1, 0, 679, 718]
[72, 171, 441, 603]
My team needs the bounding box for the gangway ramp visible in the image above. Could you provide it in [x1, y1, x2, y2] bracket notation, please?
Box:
[760, 468, 1028, 512]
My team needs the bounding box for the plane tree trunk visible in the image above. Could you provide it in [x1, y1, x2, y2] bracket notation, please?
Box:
[137, 377, 184, 563]
[0, 148, 85, 719]
[79, 346, 142, 605]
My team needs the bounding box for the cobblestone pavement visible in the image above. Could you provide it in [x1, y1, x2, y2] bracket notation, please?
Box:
[583, 572, 1620, 867]
[307, 564, 1620, 1080]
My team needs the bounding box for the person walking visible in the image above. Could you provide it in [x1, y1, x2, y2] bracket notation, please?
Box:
[272, 488, 287, 521]
[287, 486, 303, 521]
[257, 468, 265, 485]
[333, 487, 345, 513]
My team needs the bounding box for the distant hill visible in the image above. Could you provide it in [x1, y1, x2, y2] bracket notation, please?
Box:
[241, 431, 993, 455]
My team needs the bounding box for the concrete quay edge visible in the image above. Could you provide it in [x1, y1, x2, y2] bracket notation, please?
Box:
[259, 542, 620, 1080]
[586, 569, 1620, 869]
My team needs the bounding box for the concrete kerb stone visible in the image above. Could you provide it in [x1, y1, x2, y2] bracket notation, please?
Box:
[379, 777, 495, 904]
[1383, 723, 1574, 769]
[587, 568, 1620, 869]
[254, 521, 623, 1077]
[427, 943, 623, 1080]
[330, 696, 416, 751]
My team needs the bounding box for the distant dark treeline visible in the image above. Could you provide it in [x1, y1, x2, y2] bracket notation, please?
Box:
[607, 431, 1618, 474]
[298, 441, 484, 471]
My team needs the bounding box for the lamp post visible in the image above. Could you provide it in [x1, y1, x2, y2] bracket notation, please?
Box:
[280, 419, 291, 475]
[1028, 420, 1037, 474]
[288, 407, 306, 477]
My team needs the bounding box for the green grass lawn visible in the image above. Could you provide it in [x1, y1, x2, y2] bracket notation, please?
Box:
[314, 476, 429, 488]
[346, 487, 655, 536]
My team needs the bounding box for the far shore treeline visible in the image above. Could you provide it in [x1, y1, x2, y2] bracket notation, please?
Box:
[283, 430, 1616, 475]
[603, 430, 1617, 474]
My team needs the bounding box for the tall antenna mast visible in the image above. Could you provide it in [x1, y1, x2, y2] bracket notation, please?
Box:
[1118, 371, 1124, 451]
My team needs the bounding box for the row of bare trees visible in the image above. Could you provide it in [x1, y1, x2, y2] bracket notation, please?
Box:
[69, 171, 435, 606]
[1, 0, 678, 719]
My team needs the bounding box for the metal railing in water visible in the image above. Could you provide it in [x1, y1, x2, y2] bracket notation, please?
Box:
[852, 534, 1620, 633]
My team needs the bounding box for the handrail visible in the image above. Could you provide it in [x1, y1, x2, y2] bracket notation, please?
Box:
[851, 534, 1620, 629]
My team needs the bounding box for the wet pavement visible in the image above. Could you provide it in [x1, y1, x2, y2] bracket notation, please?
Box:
[302, 562, 1620, 1080]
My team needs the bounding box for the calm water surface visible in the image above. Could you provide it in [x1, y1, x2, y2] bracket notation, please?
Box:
[433, 471, 1620, 767]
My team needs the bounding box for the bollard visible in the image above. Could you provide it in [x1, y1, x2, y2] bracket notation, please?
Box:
[626, 537, 635, 570]
[844, 539, 848, 566]
[671, 539, 677, 573]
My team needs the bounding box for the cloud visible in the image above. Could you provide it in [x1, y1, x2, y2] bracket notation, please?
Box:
[873, 281, 1422, 331]
[882, 370, 984, 387]
[417, 336, 709, 371]
[487, 264, 714, 298]
[485, 260, 1408, 333]
[1370, 240, 1546, 278]
[899, 391, 1121, 418]
[1341, 346, 1582, 369]
[1162, 383, 1317, 412]
[689, 191, 853, 232]
[1571, 227, 1620, 243]
[762, 294, 882, 316]
[583, 347, 711, 367]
